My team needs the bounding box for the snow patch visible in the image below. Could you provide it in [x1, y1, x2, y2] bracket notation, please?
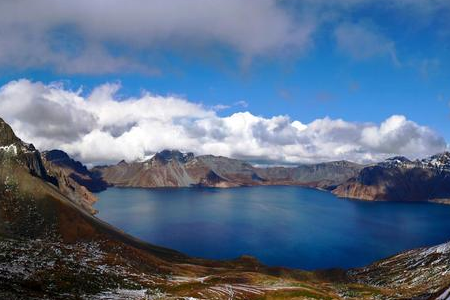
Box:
[93, 289, 149, 299]
[423, 241, 450, 255]
[0, 144, 18, 155]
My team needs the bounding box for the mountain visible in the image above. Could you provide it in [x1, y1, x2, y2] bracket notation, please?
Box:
[1, 117, 450, 299]
[93, 149, 363, 189]
[333, 153, 450, 202]
[42, 149, 107, 193]
[90, 149, 450, 204]
[257, 160, 363, 189]
[42, 150, 108, 214]
[0, 118, 55, 183]
[0, 118, 104, 214]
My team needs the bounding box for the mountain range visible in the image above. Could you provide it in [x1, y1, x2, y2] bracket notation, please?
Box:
[92, 149, 363, 189]
[1, 117, 450, 299]
[91, 148, 450, 204]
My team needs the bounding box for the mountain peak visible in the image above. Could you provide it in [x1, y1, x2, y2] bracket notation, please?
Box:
[428, 151, 450, 160]
[153, 149, 194, 164]
[43, 149, 93, 178]
[43, 149, 71, 161]
[385, 156, 411, 163]
[0, 117, 20, 146]
[118, 159, 128, 165]
[421, 151, 450, 170]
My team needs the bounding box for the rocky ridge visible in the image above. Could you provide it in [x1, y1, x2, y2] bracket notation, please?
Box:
[43, 150, 107, 192]
[93, 149, 363, 189]
[333, 152, 450, 202]
[42, 150, 108, 214]
[94, 149, 450, 203]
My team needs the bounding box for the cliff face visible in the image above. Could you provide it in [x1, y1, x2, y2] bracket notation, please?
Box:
[0, 118, 55, 183]
[0, 118, 20, 146]
[41, 150, 109, 214]
[333, 154, 450, 202]
[257, 160, 363, 189]
[43, 150, 108, 193]
[93, 150, 363, 189]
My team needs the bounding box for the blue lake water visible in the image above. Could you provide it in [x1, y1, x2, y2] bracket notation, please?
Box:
[95, 186, 450, 270]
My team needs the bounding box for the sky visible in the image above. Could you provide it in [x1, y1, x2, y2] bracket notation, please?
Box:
[0, 0, 449, 165]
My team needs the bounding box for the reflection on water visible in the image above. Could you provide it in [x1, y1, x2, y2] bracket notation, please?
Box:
[95, 186, 450, 270]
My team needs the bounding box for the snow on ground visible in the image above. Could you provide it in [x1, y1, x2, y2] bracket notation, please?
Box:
[423, 241, 450, 255]
[91, 289, 149, 300]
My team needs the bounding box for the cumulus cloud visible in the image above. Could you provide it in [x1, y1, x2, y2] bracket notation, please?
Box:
[0, 80, 97, 148]
[0, 79, 446, 165]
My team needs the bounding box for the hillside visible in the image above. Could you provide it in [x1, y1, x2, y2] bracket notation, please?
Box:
[348, 240, 450, 299]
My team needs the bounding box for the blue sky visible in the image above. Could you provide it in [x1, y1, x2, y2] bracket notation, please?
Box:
[0, 0, 449, 164]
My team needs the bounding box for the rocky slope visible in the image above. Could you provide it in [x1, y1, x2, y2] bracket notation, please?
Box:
[42, 150, 107, 214]
[333, 153, 450, 202]
[93, 149, 363, 189]
[43, 150, 107, 192]
[0, 118, 55, 183]
[348, 240, 450, 299]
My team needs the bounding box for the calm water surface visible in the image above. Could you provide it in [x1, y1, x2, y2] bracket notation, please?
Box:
[95, 186, 450, 270]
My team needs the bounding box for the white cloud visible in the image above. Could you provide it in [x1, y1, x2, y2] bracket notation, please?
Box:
[0, 0, 314, 74]
[234, 100, 249, 108]
[212, 104, 231, 111]
[0, 79, 446, 165]
[0, 0, 448, 74]
[334, 22, 400, 65]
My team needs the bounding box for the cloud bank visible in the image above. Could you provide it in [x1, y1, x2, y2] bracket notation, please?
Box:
[0, 0, 312, 73]
[0, 79, 446, 165]
[0, 0, 448, 74]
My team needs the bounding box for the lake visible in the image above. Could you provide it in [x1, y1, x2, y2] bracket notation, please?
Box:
[95, 186, 450, 270]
